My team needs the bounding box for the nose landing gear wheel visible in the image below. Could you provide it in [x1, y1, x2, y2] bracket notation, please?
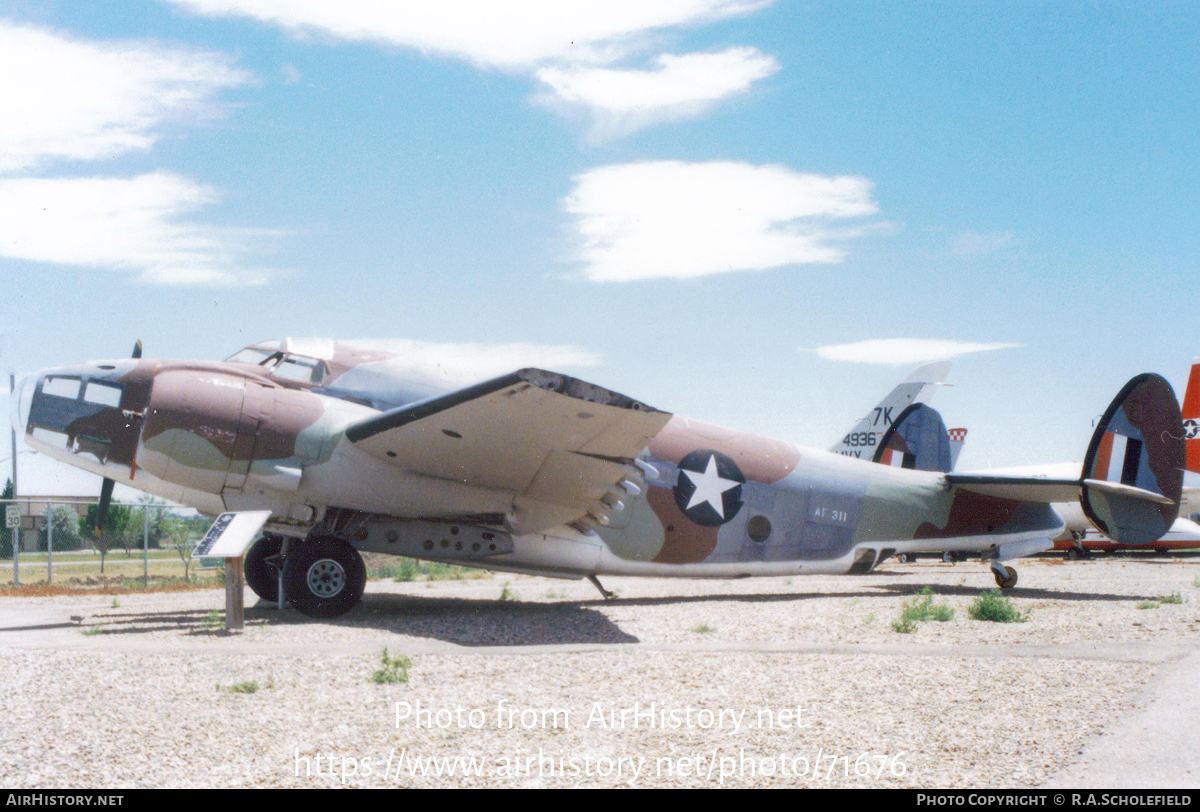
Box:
[282, 536, 366, 618]
[993, 566, 1018, 590]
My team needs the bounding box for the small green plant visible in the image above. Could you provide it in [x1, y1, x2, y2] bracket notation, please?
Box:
[891, 587, 955, 633]
[394, 558, 419, 582]
[968, 590, 1028, 623]
[110, 597, 120, 608]
[1136, 600, 1159, 610]
[692, 624, 715, 634]
[222, 680, 259, 694]
[81, 624, 104, 636]
[371, 648, 411, 684]
[202, 609, 222, 629]
[499, 582, 515, 601]
[1157, 592, 1184, 605]
[864, 613, 876, 624]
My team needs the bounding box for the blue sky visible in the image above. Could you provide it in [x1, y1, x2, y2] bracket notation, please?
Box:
[1, 1, 1198, 495]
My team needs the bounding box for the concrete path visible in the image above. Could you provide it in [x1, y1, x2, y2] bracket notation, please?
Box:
[1045, 649, 1200, 788]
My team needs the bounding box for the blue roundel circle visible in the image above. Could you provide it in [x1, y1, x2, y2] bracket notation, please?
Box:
[672, 449, 746, 527]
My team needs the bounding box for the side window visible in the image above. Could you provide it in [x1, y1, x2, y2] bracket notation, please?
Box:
[83, 381, 122, 408]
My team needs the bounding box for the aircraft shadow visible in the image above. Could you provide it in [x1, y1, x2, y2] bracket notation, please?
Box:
[320, 592, 640, 646]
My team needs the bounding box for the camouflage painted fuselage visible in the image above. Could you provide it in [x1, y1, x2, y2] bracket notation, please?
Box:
[13, 342, 1063, 579]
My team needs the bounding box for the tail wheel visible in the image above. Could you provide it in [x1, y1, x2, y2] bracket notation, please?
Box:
[244, 535, 284, 602]
[1065, 548, 1081, 561]
[994, 566, 1018, 590]
[282, 536, 366, 618]
[897, 553, 910, 564]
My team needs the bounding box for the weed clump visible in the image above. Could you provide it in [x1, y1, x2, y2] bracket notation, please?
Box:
[968, 590, 1028, 623]
[371, 648, 411, 685]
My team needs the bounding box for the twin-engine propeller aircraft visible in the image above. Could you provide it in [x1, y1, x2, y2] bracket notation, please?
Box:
[10, 339, 1186, 618]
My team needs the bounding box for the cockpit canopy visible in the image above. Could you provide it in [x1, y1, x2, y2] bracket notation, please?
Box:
[226, 338, 333, 386]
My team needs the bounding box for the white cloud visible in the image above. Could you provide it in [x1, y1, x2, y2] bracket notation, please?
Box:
[0, 21, 249, 173]
[563, 160, 878, 282]
[536, 47, 778, 138]
[0, 173, 283, 286]
[813, 339, 1021, 366]
[166, 0, 765, 68]
[950, 229, 1016, 257]
[344, 339, 602, 389]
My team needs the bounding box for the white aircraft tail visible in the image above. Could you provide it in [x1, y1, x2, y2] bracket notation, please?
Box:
[830, 360, 952, 459]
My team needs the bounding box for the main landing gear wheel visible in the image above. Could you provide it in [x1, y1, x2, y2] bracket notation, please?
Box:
[896, 553, 911, 564]
[244, 534, 284, 602]
[993, 566, 1018, 590]
[282, 536, 366, 618]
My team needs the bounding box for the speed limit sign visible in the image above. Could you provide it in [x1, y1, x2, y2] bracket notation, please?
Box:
[5, 505, 19, 529]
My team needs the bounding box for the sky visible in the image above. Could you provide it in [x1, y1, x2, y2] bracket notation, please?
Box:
[1, 1, 1198, 497]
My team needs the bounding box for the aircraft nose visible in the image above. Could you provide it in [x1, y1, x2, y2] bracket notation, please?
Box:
[9, 373, 35, 437]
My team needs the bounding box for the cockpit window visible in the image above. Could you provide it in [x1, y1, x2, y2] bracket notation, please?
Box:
[271, 354, 328, 385]
[226, 348, 276, 365]
[83, 381, 122, 408]
[42, 376, 81, 400]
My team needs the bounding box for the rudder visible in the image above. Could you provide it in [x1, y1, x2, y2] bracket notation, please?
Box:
[1081, 373, 1184, 545]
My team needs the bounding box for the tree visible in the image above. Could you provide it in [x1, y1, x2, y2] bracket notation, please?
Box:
[81, 503, 133, 574]
[163, 515, 197, 581]
[1, 478, 12, 559]
[42, 505, 81, 551]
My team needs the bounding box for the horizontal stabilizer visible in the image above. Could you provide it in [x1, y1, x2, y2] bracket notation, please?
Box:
[945, 473, 1175, 506]
[944, 473, 1083, 503]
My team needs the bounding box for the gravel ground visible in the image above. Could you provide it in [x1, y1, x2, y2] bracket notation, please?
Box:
[2, 555, 1198, 788]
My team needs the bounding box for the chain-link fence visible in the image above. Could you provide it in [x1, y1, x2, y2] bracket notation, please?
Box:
[0, 499, 217, 585]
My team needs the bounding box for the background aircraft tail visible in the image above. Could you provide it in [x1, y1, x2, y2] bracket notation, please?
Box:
[871, 403, 953, 472]
[830, 360, 951, 459]
[948, 427, 967, 469]
[1182, 358, 1200, 479]
[1081, 373, 1184, 544]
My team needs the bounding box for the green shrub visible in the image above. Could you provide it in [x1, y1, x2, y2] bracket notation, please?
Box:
[968, 590, 1028, 623]
[891, 587, 955, 633]
[222, 681, 258, 694]
[692, 625, 715, 634]
[1136, 600, 1159, 610]
[371, 648, 411, 684]
[1157, 592, 1184, 605]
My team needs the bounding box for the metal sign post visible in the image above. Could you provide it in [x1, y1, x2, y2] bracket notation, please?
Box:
[6, 504, 20, 586]
[143, 506, 149, 586]
[46, 501, 52, 584]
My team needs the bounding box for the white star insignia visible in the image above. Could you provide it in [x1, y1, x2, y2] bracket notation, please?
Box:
[682, 455, 741, 518]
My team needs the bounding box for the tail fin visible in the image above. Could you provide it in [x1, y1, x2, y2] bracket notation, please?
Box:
[872, 403, 953, 472]
[948, 427, 968, 470]
[831, 360, 951, 458]
[1182, 358, 1200, 481]
[1081, 373, 1184, 544]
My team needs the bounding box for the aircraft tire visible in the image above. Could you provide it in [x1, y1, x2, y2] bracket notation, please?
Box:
[896, 553, 910, 564]
[282, 536, 366, 618]
[1065, 548, 1081, 561]
[994, 566, 1018, 590]
[244, 535, 284, 602]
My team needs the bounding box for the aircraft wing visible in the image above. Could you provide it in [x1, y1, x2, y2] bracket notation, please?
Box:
[945, 473, 1175, 505]
[344, 368, 672, 534]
